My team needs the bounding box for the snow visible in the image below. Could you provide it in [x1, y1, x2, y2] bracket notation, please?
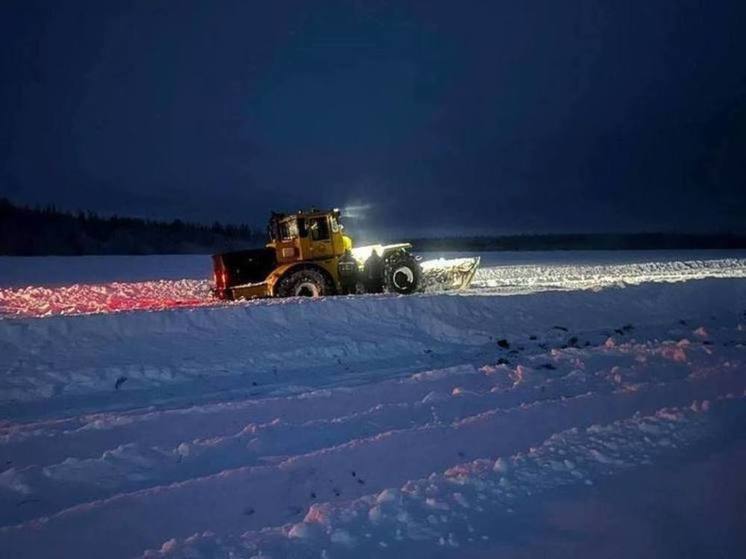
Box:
[0, 251, 745, 558]
[1, 250, 744, 289]
[1, 251, 744, 318]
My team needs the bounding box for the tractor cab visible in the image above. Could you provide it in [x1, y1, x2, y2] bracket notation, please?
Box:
[267, 209, 349, 264]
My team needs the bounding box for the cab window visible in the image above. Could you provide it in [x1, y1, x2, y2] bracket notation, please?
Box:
[279, 218, 298, 240]
[308, 217, 330, 241]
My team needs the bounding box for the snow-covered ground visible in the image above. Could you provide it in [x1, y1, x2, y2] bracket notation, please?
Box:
[2, 250, 745, 288]
[0, 252, 745, 558]
[1, 251, 745, 317]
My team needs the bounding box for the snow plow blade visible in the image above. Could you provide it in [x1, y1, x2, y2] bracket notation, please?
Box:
[420, 257, 481, 291]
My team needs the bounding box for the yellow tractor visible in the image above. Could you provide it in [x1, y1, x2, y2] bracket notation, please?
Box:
[212, 208, 426, 300]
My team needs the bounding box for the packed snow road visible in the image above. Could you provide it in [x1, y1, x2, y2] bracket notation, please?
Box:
[0, 253, 745, 558]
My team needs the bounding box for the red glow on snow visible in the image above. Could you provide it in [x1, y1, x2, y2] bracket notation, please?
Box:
[0, 280, 221, 318]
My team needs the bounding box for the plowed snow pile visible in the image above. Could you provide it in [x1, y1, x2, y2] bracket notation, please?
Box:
[0, 254, 745, 558]
[1, 254, 745, 317]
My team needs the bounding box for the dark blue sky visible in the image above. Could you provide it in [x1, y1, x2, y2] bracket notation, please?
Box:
[1, 1, 745, 236]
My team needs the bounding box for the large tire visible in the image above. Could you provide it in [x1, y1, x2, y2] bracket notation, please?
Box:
[383, 251, 422, 295]
[276, 267, 333, 298]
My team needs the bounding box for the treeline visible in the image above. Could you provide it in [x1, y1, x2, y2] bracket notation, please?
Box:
[3, 197, 744, 255]
[411, 233, 746, 252]
[0, 198, 264, 255]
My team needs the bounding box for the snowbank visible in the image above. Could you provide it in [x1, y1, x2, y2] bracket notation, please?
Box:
[1, 278, 745, 410]
[1, 254, 744, 318]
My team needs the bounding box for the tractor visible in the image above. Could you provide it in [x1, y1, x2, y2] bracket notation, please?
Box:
[211, 208, 479, 300]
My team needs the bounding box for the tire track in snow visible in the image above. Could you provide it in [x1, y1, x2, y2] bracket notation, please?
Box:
[0, 309, 726, 457]
[1, 355, 743, 558]
[139, 398, 745, 559]
[1, 322, 742, 526]
[0, 318, 600, 461]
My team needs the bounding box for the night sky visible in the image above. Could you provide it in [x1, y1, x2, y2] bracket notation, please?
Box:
[2, 1, 745, 236]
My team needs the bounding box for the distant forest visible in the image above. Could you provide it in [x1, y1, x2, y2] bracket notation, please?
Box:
[1, 198, 745, 256]
[0, 198, 264, 255]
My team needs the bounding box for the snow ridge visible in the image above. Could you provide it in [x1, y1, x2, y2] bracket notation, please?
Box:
[1, 278, 744, 409]
[1, 256, 744, 318]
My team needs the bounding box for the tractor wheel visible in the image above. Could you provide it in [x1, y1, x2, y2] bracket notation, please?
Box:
[383, 252, 422, 295]
[276, 267, 332, 298]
